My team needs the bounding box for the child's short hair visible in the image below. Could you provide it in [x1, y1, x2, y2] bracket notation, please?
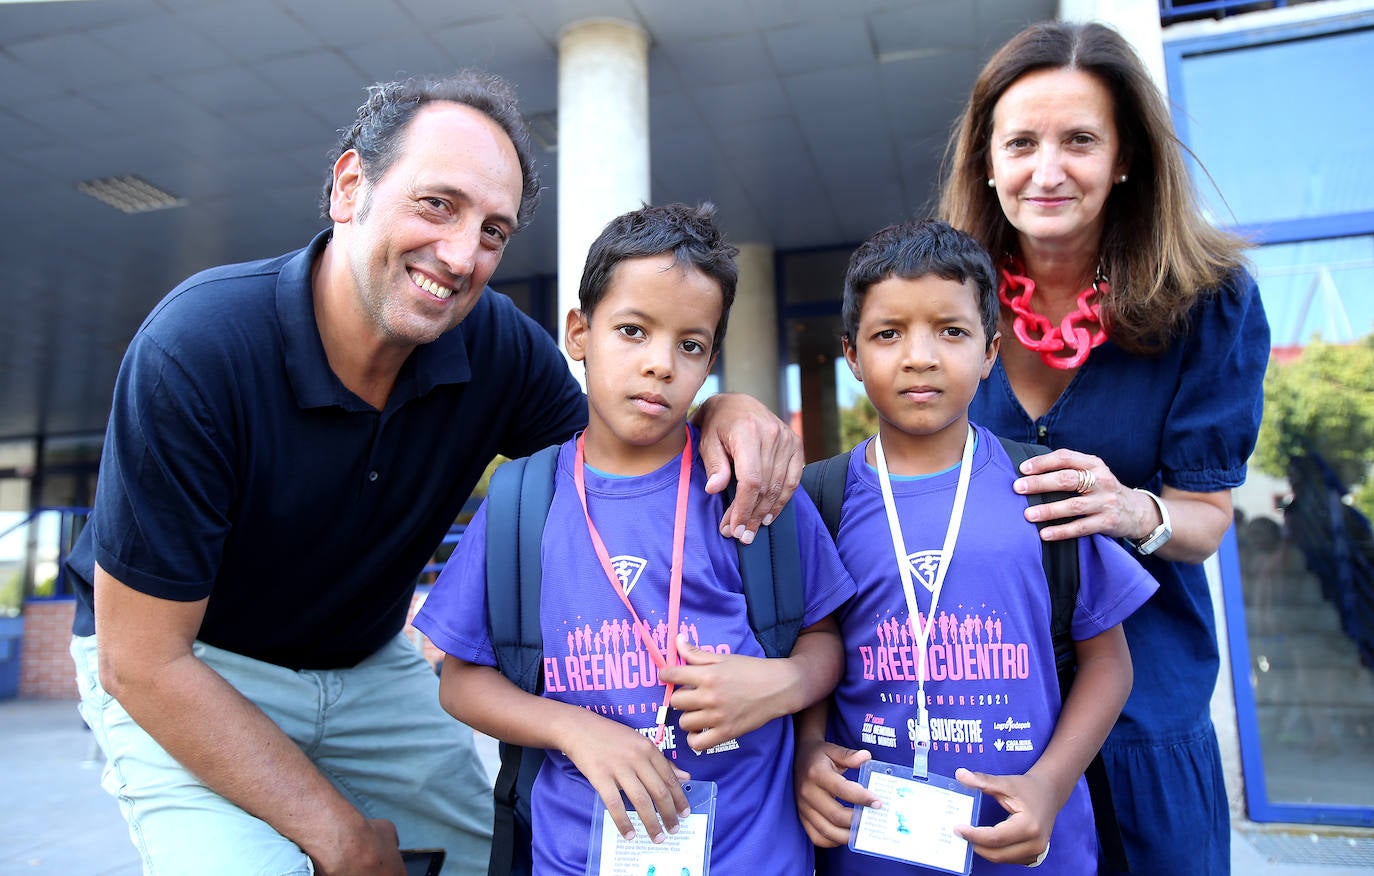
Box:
[841, 218, 998, 347]
[578, 202, 739, 354]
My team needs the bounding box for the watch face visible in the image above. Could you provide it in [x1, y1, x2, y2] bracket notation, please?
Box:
[1136, 523, 1172, 556]
[1131, 488, 1171, 556]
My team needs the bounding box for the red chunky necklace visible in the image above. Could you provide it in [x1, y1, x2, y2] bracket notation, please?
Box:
[997, 256, 1109, 370]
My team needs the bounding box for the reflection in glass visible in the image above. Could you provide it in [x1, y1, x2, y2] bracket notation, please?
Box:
[1250, 236, 1374, 350]
[1239, 453, 1374, 807]
[1178, 25, 1374, 226]
[1241, 242, 1374, 806]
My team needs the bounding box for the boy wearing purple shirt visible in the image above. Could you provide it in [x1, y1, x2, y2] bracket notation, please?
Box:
[415, 203, 854, 875]
[795, 220, 1157, 874]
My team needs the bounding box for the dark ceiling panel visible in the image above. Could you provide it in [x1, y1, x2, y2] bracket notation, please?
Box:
[0, 0, 1055, 440]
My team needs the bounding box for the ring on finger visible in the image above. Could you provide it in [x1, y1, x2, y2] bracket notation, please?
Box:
[1074, 468, 1096, 494]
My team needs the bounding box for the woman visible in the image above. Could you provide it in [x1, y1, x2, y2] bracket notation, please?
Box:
[940, 21, 1269, 875]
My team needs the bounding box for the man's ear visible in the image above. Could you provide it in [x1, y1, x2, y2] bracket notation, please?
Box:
[329, 150, 364, 223]
[564, 308, 590, 362]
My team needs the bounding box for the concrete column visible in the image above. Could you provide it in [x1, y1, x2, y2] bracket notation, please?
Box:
[1058, 0, 1167, 94]
[557, 19, 650, 376]
[722, 243, 781, 414]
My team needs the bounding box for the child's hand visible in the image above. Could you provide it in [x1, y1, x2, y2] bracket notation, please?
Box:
[793, 734, 878, 847]
[952, 767, 1056, 866]
[662, 636, 795, 749]
[561, 713, 692, 845]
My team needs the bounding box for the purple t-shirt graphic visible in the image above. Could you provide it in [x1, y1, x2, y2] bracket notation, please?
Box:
[415, 431, 855, 875]
[820, 425, 1157, 876]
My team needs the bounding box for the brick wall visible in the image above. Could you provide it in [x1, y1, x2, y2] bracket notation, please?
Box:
[21, 599, 77, 699]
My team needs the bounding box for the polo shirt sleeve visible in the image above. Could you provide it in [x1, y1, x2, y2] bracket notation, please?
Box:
[1160, 270, 1270, 493]
[89, 331, 236, 601]
[412, 502, 498, 667]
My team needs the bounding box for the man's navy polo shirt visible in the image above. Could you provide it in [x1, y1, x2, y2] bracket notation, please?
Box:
[68, 230, 587, 669]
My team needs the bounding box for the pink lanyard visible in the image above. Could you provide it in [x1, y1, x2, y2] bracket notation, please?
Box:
[574, 426, 692, 746]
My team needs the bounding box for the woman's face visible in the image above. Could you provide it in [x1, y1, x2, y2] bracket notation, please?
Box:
[987, 67, 1127, 259]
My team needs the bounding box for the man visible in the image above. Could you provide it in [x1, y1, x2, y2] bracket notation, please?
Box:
[67, 71, 800, 876]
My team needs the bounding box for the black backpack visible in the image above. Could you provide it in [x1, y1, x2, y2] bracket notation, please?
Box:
[482, 443, 806, 876]
[799, 436, 1129, 873]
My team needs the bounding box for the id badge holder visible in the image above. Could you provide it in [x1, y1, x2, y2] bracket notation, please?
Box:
[848, 760, 980, 876]
[586, 779, 717, 876]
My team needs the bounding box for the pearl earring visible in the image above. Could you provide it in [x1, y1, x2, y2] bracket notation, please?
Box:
[1117, 174, 1128, 184]
[987, 178, 996, 188]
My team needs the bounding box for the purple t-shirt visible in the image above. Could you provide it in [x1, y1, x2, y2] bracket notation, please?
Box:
[415, 433, 855, 875]
[819, 425, 1157, 876]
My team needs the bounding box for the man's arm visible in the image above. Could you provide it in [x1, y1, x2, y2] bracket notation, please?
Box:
[692, 393, 804, 543]
[93, 564, 404, 876]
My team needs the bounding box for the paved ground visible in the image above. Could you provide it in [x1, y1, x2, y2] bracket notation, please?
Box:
[3, 697, 1371, 874]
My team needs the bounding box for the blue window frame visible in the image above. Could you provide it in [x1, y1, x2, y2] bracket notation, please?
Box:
[1160, 0, 1291, 25]
[1166, 9, 1374, 827]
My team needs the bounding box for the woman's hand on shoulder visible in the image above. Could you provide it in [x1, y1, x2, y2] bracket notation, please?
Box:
[1009, 448, 1144, 541]
[1009, 448, 1234, 561]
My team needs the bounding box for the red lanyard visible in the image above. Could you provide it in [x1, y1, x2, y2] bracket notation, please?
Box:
[573, 426, 692, 746]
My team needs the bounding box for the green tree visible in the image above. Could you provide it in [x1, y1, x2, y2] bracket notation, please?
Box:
[839, 396, 879, 451]
[1254, 336, 1374, 518]
[0, 565, 21, 616]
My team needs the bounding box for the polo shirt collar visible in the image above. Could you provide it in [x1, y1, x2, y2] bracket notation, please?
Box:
[276, 229, 474, 411]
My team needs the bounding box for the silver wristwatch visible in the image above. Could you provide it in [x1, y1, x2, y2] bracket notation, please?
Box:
[1131, 488, 1172, 556]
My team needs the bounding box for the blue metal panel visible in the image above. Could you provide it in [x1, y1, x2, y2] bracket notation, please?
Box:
[1231, 211, 1374, 245]
[0, 616, 21, 700]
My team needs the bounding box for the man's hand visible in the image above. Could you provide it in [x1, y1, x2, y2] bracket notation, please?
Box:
[693, 393, 802, 543]
[794, 735, 878, 847]
[312, 818, 405, 876]
[952, 768, 1057, 866]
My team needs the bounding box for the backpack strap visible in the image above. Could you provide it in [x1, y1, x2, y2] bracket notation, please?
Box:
[726, 482, 804, 658]
[995, 435, 1130, 873]
[485, 444, 559, 876]
[801, 451, 850, 542]
[486, 444, 560, 694]
[995, 437, 1079, 686]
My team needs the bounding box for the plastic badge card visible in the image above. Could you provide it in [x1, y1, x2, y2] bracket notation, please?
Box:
[849, 760, 980, 875]
[586, 780, 717, 876]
